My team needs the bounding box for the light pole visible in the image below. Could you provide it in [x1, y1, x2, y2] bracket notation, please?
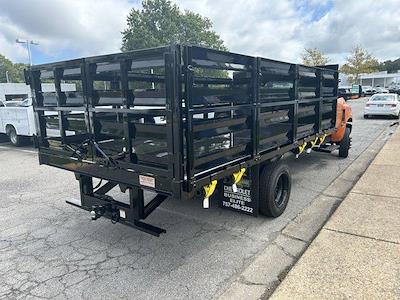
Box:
[16, 38, 39, 66]
[5, 71, 9, 83]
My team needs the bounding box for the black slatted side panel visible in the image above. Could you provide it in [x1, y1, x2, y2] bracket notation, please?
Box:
[320, 67, 338, 130]
[296, 65, 319, 139]
[258, 59, 295, 151]
[184, 46, 255, 180]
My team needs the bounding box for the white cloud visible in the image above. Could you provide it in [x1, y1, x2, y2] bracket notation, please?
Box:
[175, 0, 305, 62]
[176, 0, 400, 63]
[0, 0, 134, 62]
[0, 0, 399, 65]
[300, 0, 400, 61]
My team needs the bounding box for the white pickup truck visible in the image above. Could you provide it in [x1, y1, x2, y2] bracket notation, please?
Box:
[0, 98, 37, 146]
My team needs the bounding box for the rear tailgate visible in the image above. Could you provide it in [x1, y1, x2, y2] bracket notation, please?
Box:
[27, 47, 183, 196]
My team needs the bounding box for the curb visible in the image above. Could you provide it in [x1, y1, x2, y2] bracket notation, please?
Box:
[217, 124, 397, 300]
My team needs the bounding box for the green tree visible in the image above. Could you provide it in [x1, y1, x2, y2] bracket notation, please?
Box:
[340, 46, 379, 83]
[121, 0, 227, 51]
[0, 54, 26, 83]
[301, 48, 329, 66]
[378, 58, 400, 73]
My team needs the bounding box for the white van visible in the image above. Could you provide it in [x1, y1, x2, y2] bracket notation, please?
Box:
[0, 98, 37, 146]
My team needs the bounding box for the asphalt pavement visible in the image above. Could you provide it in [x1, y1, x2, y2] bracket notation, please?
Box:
[0, 97, 396, 299]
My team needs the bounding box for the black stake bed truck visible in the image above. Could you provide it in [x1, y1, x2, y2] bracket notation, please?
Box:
[25, 45, 351, 236]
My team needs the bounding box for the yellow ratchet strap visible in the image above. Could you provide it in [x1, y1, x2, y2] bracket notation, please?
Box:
[311, 137, 319, 148]
[232, 168, 246, 192]
[296, 142, 308, 158]
[299, 142, 307, 154]
[318, 134, 327, 146]
[203, 180, 217, 209]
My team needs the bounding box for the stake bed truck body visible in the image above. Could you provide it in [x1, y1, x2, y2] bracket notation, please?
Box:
[25, 45, 352, 236]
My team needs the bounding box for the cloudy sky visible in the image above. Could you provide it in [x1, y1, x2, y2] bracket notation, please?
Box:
[0, 0, 399, 65]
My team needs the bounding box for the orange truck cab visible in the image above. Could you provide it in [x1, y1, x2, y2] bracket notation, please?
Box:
[330, 97, 353, 157]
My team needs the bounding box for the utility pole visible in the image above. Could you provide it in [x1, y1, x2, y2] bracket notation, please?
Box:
[16, 38, 40, 66]
[6, 71, 9, 83]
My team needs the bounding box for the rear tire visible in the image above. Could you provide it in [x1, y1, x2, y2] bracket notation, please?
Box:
[259, 160, 291, 217]
[7, 126, 23, 147]
[339, 127, 351, 158]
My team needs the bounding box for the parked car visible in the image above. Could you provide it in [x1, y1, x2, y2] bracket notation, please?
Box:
[364, 93, 400, 119]
[338, 87, 352, 100]
[363, 86, 376, 95]
[375, 87, 389, 93]
[388, 84, 400, 95]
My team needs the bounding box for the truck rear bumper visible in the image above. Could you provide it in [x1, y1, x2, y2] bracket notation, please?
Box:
[68, 174, 168, 236]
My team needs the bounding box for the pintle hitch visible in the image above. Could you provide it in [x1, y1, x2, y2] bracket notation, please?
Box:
[90, 204, 120, 224]
[91, 205, 105, 220]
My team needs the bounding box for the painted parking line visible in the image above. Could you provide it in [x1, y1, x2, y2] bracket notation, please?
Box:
[0, 145, 37, 154]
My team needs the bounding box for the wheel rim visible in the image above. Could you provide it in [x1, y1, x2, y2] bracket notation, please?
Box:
[9, 130, 17, 144]
[274, 173, 289, 207]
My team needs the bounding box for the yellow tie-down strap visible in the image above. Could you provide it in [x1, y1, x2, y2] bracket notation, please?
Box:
[317, 134, 327, 146]
[203, 180, 218, 209]
[233, 168, 246, 184]
[232, 168, 246, 192]
[299, 142, 307, 154]
[310, 137, 319, 148]
[296, 142, 308, 158]
[298, 142, 307, 153]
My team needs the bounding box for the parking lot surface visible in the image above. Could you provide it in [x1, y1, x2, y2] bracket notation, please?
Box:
[0, 98, 395, 299]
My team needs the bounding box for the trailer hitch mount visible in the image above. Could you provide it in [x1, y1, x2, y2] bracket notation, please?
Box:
[91, 204, 121, 224]
[91, 205, 105, 220]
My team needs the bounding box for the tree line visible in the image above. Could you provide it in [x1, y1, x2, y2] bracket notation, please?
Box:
[0, 54, 26, 83]
[301, 46, 398, 84]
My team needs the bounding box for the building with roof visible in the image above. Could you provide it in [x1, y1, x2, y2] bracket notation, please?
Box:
[359, 70, 400, 87]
